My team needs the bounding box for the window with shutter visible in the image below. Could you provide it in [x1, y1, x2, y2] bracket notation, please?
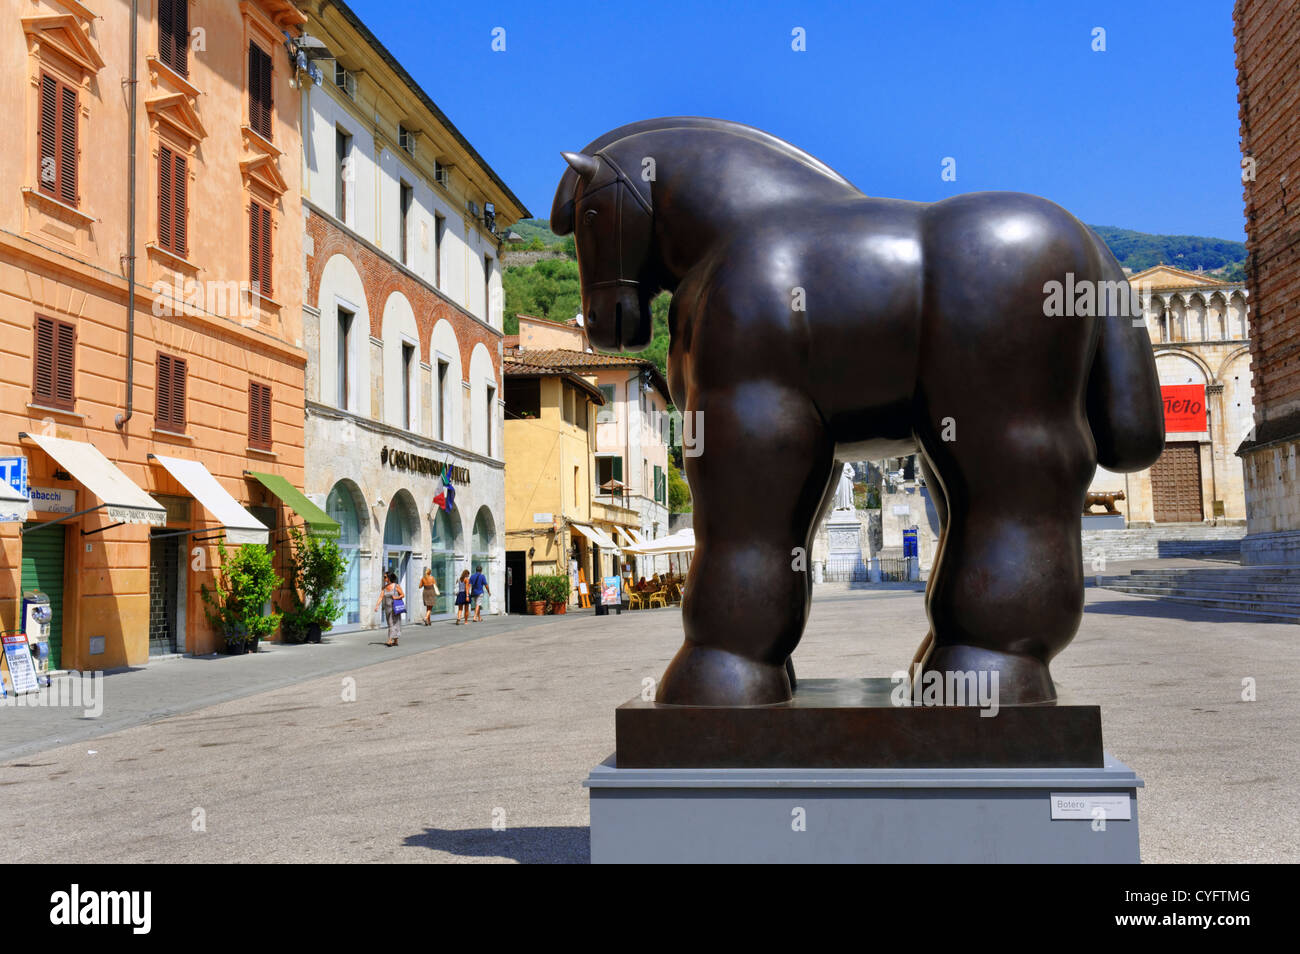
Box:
[159, 146, 187, 256]
[155, 353, 187, 431]
[33, 315, 76, 411]
[159, 0, 189, 77]
[248, 44, 272, 140]
[38, 73, 78, 207]
[249, 201, 273, 296]
[249, 382, 272, 450]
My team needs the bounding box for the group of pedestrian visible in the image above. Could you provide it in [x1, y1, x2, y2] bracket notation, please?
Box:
[373, 565, 491, 646]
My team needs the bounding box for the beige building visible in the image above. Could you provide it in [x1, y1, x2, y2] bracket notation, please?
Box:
[1088, 265, 1253, 525]
[501, 354, 604, 607]
[507, 314, 673, 577]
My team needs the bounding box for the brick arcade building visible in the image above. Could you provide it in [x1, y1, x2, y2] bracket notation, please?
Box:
[1234, 0, 1300, 564]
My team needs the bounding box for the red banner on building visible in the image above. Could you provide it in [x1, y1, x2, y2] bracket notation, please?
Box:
[1162, 384, 1207, 433]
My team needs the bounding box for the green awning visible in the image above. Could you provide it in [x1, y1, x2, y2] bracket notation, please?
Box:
[244, 471, 340, 538]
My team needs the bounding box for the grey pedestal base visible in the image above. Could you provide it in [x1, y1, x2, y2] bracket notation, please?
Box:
[586, 753, 1142, 863]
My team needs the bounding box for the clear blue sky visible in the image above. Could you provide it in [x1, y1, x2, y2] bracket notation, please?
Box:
[346, 0, 1245, 240]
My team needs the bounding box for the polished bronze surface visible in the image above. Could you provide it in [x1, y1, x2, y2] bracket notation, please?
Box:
[615, 678, 1103, 769]
[553, 118, 1165, 710]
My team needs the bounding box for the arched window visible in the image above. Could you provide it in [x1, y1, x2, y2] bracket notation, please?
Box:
[471, 505, 495, 571]
[427, 507, 459, 617]
[326, 482, 362, 627]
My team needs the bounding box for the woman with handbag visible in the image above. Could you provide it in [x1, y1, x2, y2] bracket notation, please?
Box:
[374, 571, 405, 647]
[454, 569, 471, 625]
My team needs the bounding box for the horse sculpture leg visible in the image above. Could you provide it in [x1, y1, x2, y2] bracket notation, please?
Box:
[655, 384, 834, 706]
[913, 419, 1093, 705]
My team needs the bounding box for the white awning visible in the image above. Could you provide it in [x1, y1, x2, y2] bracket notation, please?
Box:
[624, 528, 695, 555]
[22, 433, 165, 526]
[572, 523, 620, 551]
[614, 526, 640, 548]
[0, 475, 28, 523]
[151, 455, 269, 545]
[625, 527, 647, 545]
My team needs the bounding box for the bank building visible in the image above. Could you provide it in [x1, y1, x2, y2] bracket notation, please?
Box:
[297, 0, 527, 625]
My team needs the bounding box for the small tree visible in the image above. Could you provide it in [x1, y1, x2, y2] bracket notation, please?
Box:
[668, 461, 692, 513]
[281, 527, 348, 642]
[201, 541, 282, 650]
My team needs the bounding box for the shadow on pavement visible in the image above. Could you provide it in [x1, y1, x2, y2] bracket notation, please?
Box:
[403, 826, 590, 863]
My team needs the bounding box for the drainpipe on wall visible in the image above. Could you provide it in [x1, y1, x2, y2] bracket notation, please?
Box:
[115, 0, 139, 431]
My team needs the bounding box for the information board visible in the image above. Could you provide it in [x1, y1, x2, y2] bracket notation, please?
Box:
[2, 633, 39, 695]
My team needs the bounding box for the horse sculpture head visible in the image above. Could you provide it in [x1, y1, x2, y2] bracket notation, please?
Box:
[550, 150, 657, 351]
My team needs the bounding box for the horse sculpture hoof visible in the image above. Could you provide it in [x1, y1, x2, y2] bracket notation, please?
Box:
[922, 644, 1056, 706]
[656, 645, 792, 706]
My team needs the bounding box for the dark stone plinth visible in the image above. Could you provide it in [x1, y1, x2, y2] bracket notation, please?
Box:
[616, 678, 1103, 769]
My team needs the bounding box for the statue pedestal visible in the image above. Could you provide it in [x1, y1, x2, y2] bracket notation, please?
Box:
[824, 513, 865, 578]
[587, 678, 1141, 863]
[586, 755, 1142, 863]
[1082, 513, 1126, 530]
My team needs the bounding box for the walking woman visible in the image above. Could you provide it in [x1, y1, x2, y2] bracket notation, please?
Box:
[454, 569, 471, 625]
[374, 571, 405, 647]
[419, 568, 440, 625]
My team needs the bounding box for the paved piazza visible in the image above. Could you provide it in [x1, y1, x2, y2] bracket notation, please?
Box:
[3, 585, 1295, 863]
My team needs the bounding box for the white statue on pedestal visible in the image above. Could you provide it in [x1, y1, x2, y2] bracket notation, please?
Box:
[833, 462, 856, 512]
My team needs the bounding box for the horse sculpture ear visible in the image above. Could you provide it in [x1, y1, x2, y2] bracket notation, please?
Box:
[551, 152, 599, 236]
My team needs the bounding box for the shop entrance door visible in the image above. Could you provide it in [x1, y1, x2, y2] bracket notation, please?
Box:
[20, 524, 65, 669]
[505, 550, 526, 613]
[148, 530, 182, 655]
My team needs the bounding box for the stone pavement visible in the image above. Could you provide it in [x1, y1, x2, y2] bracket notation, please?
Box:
[1, 583, 1295, 863]
[0, 610, 590, 762]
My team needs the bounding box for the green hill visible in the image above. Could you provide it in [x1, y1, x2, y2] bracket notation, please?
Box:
[1088, 225, 1246, 279]
[504, 221, 1249, 376]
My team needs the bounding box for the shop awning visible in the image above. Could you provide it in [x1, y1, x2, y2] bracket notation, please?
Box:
[572, 523, 619, 551]
[152, 455, 268, 545]
[0, 476, 28, 523]
[21, 432, 165, 526]
[245, 471, 339, 537]
[624, 528, 696, 555]
[614, 526, 640, 548]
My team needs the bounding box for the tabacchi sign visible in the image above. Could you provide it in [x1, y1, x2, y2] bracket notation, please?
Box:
[1162, 384, 1207, 433]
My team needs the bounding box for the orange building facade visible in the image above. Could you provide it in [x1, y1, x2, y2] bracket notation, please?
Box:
[0, 0, 317, 670]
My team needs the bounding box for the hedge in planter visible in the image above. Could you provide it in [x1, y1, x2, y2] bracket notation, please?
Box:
[525, 574, 551, 614]
[201, 541, 283, 653]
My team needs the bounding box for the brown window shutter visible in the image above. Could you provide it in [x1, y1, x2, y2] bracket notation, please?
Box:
[158, 145, 173, 252]
[172, 153, 187, 257]
[259, 204, 272, 297]
[156, 353, 173, 428]
[171, 356, 187, 429]
[159, 0, 189, 77]
[249, 45, 271, 140]
[59, 84, 77, 206]
[159, 0, 175, 71]
[53, 320, 75, 409]
[39, 75, 58, 197]
[261, 383, 272, 448]
[249, 201, 260, 290]
[249, 382, 272, 450]
[33, 315, 55, 402]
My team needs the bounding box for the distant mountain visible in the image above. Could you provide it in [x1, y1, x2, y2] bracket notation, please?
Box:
[1088, 225, 1247, 280]
[508, 218, 566, 247]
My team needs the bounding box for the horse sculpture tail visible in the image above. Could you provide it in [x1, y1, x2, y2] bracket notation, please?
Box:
[1084, 230, 1165, 472]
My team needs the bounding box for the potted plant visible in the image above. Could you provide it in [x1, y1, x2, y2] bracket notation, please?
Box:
[547, 574, 571, 614]
[281, 528, 348, 644]
[202, 541, 282, 654]
[525, 574, 550, 615]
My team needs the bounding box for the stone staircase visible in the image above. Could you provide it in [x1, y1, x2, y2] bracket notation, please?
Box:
[1081, 524, 1245, 563]
[1096, 565, 1300, 623]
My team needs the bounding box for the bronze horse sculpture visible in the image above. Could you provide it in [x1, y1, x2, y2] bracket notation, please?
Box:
[552, 118, 1164, 708]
